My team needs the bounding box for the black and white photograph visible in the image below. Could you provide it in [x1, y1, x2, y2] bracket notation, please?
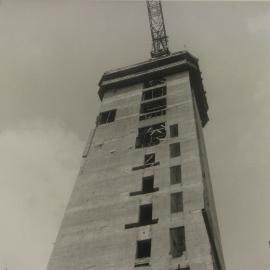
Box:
[0, 1, 269, 270]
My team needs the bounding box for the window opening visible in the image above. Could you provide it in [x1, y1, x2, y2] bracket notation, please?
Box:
[139, 204, 153, 225]
[143, 79, 165, 89]
[136, 123, 166, 148]
[142, 86, 166, 101]
[170, 165, 181, 184]
[125, 203, 158, 228]
[129, 175, 159, 196]
[136, 239, 151, 258]
[170, 142, 181, 158]
[97, 109, 116, 125]
[140, 98, 166, 121]
[170, 124, 179, 137]
[144, 153, 155, 166]
[170, 227, 186, 257]
[140, 98, 166, 114]
[170, 192, 183, 213]
[132, 153, 159, 171]
[142, 176, 154, 193]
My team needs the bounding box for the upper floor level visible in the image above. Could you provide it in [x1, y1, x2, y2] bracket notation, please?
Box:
[98, 51, 209, 127]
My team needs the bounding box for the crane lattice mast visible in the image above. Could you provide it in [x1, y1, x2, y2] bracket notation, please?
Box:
[146, 0, 170, 58]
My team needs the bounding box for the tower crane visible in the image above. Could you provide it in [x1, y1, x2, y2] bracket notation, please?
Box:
[146, 0, 170, 58]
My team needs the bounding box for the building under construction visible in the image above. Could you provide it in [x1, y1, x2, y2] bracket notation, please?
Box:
[46, 1, 226, 270]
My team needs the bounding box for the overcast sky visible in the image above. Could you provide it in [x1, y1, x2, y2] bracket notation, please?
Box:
[1, 1, 270, 270]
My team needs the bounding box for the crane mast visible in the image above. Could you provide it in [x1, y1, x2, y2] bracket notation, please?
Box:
[146, 0, 170, 58]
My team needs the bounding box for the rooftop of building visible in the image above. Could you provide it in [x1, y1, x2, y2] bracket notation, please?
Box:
[98, 50, 209, 126]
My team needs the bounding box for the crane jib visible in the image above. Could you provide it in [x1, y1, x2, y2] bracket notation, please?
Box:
[146, 0, 170, 58]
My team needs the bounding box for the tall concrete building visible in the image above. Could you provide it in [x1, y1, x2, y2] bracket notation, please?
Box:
[47, 51, 226, 270]
[47, 3, 226, 270]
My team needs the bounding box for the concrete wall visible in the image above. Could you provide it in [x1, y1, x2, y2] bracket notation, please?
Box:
[192, 94, 226, 270]
[47, 71, 224, 270]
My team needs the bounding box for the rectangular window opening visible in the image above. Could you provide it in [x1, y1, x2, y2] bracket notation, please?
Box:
[170, 165, 182, 184]
[144, 153, 155, 166]
[170, 227, 186, 257]
[139, 98, 166, 121]
[139, 204, 152, 225]
[170, 192, 183, 213]
[142, 86, 167, 101]
[132, 154, 159, 171]
[136, 239, 151, 258]
[97, 109, 116, 125]
[125, 204, 158, 229]
[140, 98, 166, 114]
[142, 176, 154, 193]
[143, 79, 165, 89]
[129, 175, 158, 196]
[136, 123, 166, 148]
[170, 142, 181, 158]
[170, 124, 179, 138]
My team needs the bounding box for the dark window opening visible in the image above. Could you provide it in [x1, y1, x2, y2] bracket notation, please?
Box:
[136, 123, 166, 148]
[170, 165, 182, 184]
[129, 175, 159, 196]
[136, 239, 151, 258]
[139, 204, 152, 225]
[170, 227, 186, 257]
[125, 204, 158, 228]
[132, 154, 160, 171]
[170, 192, 183, 213]
[142, 176, 154, 193]
[142, 86, 167, 101]
[170, 142, 181, 158]
[144, 153, 155, 166]
[143, 79, 165, 89]
[97, 109, 116, 125]
[140, 98, 166, 114]
[140, 98, 166, 121]
[170, 124, 179, 137]
[174, 267, 190, 270]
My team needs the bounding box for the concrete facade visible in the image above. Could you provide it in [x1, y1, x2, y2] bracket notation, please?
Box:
[47, 51, 226, 270]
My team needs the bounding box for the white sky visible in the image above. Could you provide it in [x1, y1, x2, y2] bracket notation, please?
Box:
[0, 1, 270, 270]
